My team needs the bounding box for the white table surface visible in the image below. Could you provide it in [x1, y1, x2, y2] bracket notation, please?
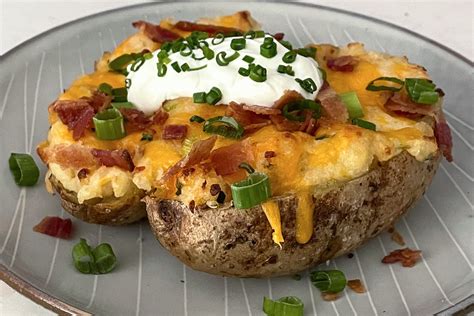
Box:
[0, 1, 472, 315]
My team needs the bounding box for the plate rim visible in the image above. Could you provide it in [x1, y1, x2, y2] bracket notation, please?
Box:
[0, 1, 472, 314]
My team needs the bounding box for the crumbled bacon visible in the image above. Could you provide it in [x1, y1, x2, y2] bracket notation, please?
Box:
[272, 90, 304, 110]
[264, 151, 276, 158]
[33, 216, 72, 239]
[210, 142, 252, 176]
[152, 109, 170, 125]
[162, 124, 188, 140]
[174, 21, 239, 36]
[270, 114, 302, 132]
[434, 113, 453, 162]
[299, 111, 319, 136]
[382, 248, 422, 267]
[347, 279, 366, 294]
[321, 292, 340, 301]
[120, 108, 152, 133]
[273, 32, 284, 40]
[132, 20, 181, 42]
[326, 55, 358, 72]
[226, 102, 271, 132]
[91, 149, 135, 172]
[38, 144, 97, 169]
[317, 85, 349, 122]
[388, 226, 406, 246]
[210, 184, 221, 196]
[77, 168, 89, 180]
[269, 90, 308, 132]
[162, 136, 217, 181]
[385, 92, 436, 117]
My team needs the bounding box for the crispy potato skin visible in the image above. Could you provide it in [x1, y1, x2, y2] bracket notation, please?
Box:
[49, 174, 146, 225]
[146, 151, 440, 277]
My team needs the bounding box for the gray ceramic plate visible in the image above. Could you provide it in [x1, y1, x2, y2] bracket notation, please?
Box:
[1, 2, 473, 315]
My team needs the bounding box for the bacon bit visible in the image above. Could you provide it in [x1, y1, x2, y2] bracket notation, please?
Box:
[88, 91, 113, 112]
[434, 113, 453, 162]
[227, 102, 271, 131]
[182, 167, 195, 177]
[77, 168, 89, 180]
[162, 124, 188, 140]
[264, 151, 276, 158]
[382, 248, 422, 267]
[210, 184, 221, 196]
[270, 114, 302, 132]
[273, 32, 285, 40]
[162, 136, 217, 181]
[389, 226, 406, 246]
[326, 55, 358, 72]
[132, 20, 180, 42]
[174, 21, 239, 36]
[317, 85, 349, 122]
[189, 200, 196, 212]
[152, 109, 170, 125]
[299, 111, 319, 136]
[201, 180, 207, 189]
[242, 104, 281, 115]
[91, 149, 135, 172]
[33, 216, 72, 239]
[347, 279, 366, 294]
[39, 144, 97, 169]
[321, 292, 340, 301]
[134, 166, 146, 172]
[385, 92, 436, 117]
[210, 142, 251, 176]
[120, 108, 152, 133]
[272, 90, 304, 110]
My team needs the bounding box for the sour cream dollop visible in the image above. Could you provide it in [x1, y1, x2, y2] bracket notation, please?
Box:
[127, 36, 323, 114]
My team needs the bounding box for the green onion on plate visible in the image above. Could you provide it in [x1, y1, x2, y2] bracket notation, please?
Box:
[263, 296, 304, 316]
[9, 153, 40, 186]
[310, 270, 347, 293]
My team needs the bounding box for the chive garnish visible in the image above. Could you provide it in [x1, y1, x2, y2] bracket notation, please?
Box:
[243, 55, 255, 63]
[231, 38, 246, 51]
[282, 50, 297, 63]
[157, 63, 167, 77]
[295, 78, 317, 93]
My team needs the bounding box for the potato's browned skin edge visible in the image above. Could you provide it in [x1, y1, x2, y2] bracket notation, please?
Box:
[49, 174, 146, 225]
[145, 151, 441, 277]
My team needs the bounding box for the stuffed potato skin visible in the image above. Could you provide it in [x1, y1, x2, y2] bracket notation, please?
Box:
[146, 151, 440, 277]
[49, 173, 146, 225]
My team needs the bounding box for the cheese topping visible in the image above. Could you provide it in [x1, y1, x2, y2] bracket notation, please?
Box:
[127, 36, 323, 114]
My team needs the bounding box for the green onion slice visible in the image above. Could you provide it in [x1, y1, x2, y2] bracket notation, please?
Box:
[72, 238, 97, 274]
[9, 153, 40, 186]
[181, 63, 207, 72]
[250, 64, 267, 82]
[92, 243, 117, 274]
[282, 50, 297, 63]
[238, 162, 255, 174]
[171, 61, 182, 73]
[282, 99, 321, 122]
[200, 44, 215, 60]
[190, 115, 205, 123]
[231, 38, 246, 51]
[93, 108, 126, 140]
[277, 65, 294, 76]
[130, 56, 145, 72]
[352, 118, 376, 131]
[157, 50, 171, 64]
[295, 78, 317, 93]
[263, 296, 304, 316]
[193, 92, 207, 103]
[405, 78, 439, 104]
[231, 172, 271, 209]
[243, 55, 255, 63]
[366, 76, 404, 92]
[111, 87, 128, 102]
[191, 52, 206, 61]
[98, 82, 113, 95]
[157, 63, 167, 77]
[216, 51, 240, 66]
[180, 43, 193, 57]
[279, 40, 293, 51]
[339, 91, 364, 119]
[260, 39, 277, 58]
[295, 47, 316, 58]
[108, 54, 134, 73]
[212, 33, 225, 45]
[205, 87, 223, 105]
[310, 270, 347, 293]
[111, 102, 135, 110]
[203, 116, 244, 139]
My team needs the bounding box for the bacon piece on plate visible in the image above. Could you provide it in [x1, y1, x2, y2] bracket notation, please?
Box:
[317, 85, 349, 122]
[347, 279, 366, 294]
[33, 216, 72, 239]
[434, 113, 453, 162]
[132, 20, 181, 42]
[210, 142, 252, 176]
[174, 21, 239, 36]
[162, 136, 217, 181]
[273, 32, 285, 40]
[162, 124, 188, 140]
[382, 247, 422, 267]
[326, 55, 358, 72]
[91, 149, 135, 172]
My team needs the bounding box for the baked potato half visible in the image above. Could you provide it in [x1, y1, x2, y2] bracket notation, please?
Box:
[146, 151, 440, 277]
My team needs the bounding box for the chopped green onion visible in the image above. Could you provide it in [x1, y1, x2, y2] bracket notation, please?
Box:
[157, 63, 167, 77]
[295, 78, 317, 93]
[250, 64, 267, 82]
[212, 33, 225, 45]
[238, 66, 251, 77]
[263, 296, 304, 316]
[244, 31, 257, 39]
[93, 108, 126, 140]
[141, 133, 153, 141]
[216, 51, 240, 66]
[339, 91, 364, 119]
[238, 162, 255, 174]
[193, 92, 207, 103]
[243, 55, 255, 63]
[231, 172, 271, 209]
[98, 82, 113, 95]
[282, 50, 297, 63]
[260, 38, 277, 58]
[405, 78, 439, 104]
[263, 37, 274, 45]
[203, 116, 244, 139]
[180, 43, 193, 57]
[277, 65, 294, 76]
[282, 99, 321, 121]
[200, 44, 215, 60]
[93, 243, 117, 274]
[231, 38, 246, 50]
[130, 56, 145, 72]
[143, 52, 153, 60]
[171, 40, 185, 53]
[108, 54, 134, 73]
[366, 76, 404, 92]
[295, 47, 316, 58]
[254, 30, 265, 38]
[111, 87, 127, 102]
[171, 61, 181, 73]
[310, 270, 347, 293]
[72, 238, 97, 274]
[125, 78, 131, 89]
[182, 137, 196, 155]
[181, 63, 207, 72]
[191, 52, 206, 61]
[160, 42, 172, 52]
[352, 118, 376, 131]
[9, 153, 40, 186]
[111, 102, 135, 110]
[205, 87, 223, 105]
[157, 50, 171, 64]
[279, 40, 293, 50]
[189, 115, 205, 123]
